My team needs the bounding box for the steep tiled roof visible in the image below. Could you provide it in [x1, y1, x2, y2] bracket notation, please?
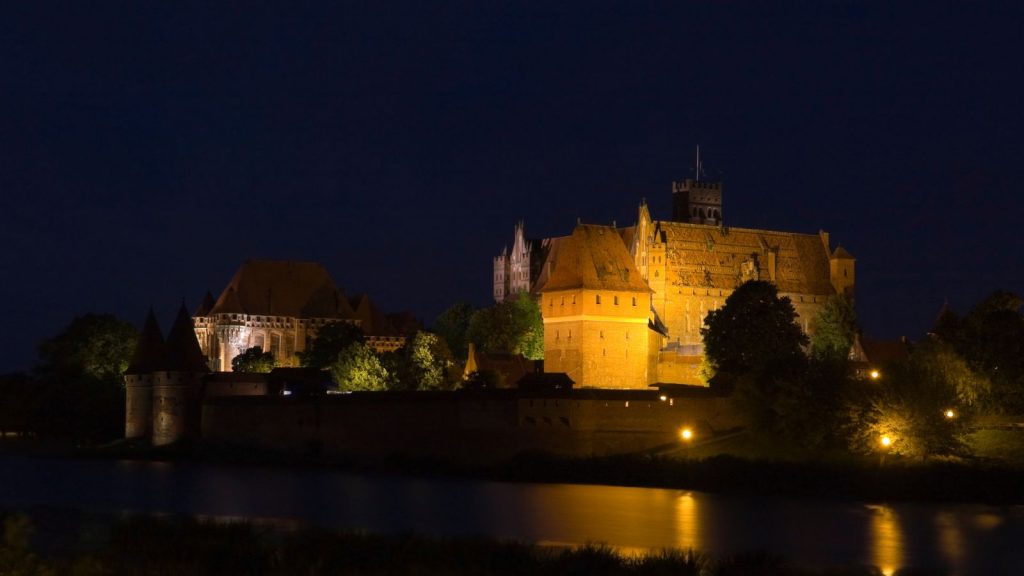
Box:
[349, 294, 397, 336]
[386, 311, 421, 335]
[194, 292, 216, 316]
[655, 221, 834, 295]
[125, 309, 166, 375]
[164, 303, 210, 372]
[860, 338, 910, 366]
[207, 260, 349, 318]
[540, 225, 651, 293]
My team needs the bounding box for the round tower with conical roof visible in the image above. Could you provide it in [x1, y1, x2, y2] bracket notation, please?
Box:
[124, 309, 165, 439]
[152, 303, 211, 446]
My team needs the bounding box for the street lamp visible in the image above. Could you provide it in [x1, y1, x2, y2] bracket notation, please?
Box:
[680, 428, 694, 442]
[944, 409, 956, 419]
[869, 369, 881, 380]
[880, 435, 892, 448]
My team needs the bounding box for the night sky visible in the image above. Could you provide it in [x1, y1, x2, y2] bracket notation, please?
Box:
[2, 2, 1022, 372]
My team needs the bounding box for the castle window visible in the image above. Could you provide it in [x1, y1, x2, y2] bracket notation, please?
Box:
[560, 296, 564, 306]
[572, 295, 576, 304]
[600, 330, 604, 339]
[632, 297, 637, 306]
[596, 295, 601, 305]
[614, 295, 619, 305]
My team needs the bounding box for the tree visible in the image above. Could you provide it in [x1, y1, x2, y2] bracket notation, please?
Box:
[701, 280, 808, 381]
[231, 346, 276, 373]
[930, 291, 1024, 411]
[511, 292, 544, 360]
[849, 341, 984, 458]
[466, 293, 544, 360]
[36, 313, 138, 384]
[298, 321, 365, 368]
[33, 314, 138, 441]
[389, 331, 459, 391]
[433, 303, 475, 361]
[810, 295, 857, 361]
[329, 342, 389, 392]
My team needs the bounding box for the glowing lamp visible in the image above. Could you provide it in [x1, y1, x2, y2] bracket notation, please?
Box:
[659, 395, 668, 402]
[681, 428, 693, 441]
[869, 370, 881, 380]
[944, 409, 956, 419]
[880, 435, 892, 448]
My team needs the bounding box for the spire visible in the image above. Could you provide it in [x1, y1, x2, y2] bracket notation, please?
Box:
[194, 291, 216, 316]
[125, 308, 166, 375]
[163, 302, 210, 372]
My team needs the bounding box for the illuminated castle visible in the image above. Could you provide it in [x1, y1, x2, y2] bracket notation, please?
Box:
[194, 260, 417, 371]
[496, 175, 855, 388]
[125, 260, 418, 445]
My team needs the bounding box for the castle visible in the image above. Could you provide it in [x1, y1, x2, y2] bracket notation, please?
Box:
[125, 260, 417, 445]
[193, 260, 417, 371]
[496, 175, 855, 388]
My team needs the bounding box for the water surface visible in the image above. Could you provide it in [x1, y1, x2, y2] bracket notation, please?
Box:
[1, 454, 1021, 575]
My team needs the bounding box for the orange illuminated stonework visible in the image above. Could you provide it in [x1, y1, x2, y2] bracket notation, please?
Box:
[502, 176, 856, 388]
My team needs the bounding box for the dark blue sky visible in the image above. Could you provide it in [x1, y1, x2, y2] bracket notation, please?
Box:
[2, 2, 1022, 372]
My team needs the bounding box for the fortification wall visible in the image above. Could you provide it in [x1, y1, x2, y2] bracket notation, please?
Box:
[202, 390, 741, 461]
[124, 374, 153, 439]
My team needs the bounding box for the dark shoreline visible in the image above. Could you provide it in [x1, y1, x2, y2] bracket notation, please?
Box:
[5, 438, 1023, 506]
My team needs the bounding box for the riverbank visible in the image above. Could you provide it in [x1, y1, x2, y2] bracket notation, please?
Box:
[0, 511, 938, 576]
[3, 437, 1021, 507]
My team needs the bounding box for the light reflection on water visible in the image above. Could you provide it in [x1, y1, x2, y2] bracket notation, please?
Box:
[0, 454, 1022, 575]
[867, 504, 903, 576]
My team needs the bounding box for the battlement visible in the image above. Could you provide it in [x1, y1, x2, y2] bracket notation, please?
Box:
[672, 179, 722, 193]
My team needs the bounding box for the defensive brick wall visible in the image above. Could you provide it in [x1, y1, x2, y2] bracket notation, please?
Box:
[202, 389, 741, 461]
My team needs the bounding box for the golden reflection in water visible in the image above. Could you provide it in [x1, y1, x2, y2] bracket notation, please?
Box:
[935, 511, 965, 575]
[867, 504, 903, 576]
[674, 492, 701, 551]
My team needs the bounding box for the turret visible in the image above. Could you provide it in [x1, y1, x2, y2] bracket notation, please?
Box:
[829, 246, 856, 298]
[124, 309, 165, 439]
[152, 303, 210, 446]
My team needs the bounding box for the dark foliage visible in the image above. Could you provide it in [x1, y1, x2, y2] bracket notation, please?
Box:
[297, 322, 365, 369]
[932, 291, 1024, 411]
[433, 302, 475, 362]
[231, 346, 275, 373]
[26, 313, 138, 441]
[701, 280, 808, 384]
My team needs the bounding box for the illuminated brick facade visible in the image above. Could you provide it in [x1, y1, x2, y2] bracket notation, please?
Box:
[514, 177, 856, 388]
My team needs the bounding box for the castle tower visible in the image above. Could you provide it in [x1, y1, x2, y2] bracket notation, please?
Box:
[829, 246, 856, 298]
[493, 246, 509, 302]
[672, 178, 723, 225]
[124, 309, 165, 439]
[152, 303, 210, 446]
[508, 220, 532, 298]
[539, 224, 657, 389]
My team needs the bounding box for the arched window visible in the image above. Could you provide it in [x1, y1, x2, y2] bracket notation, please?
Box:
[596, 294, 601, 305]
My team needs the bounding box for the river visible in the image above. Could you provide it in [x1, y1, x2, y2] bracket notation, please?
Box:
[1, 454, 1021, 574]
